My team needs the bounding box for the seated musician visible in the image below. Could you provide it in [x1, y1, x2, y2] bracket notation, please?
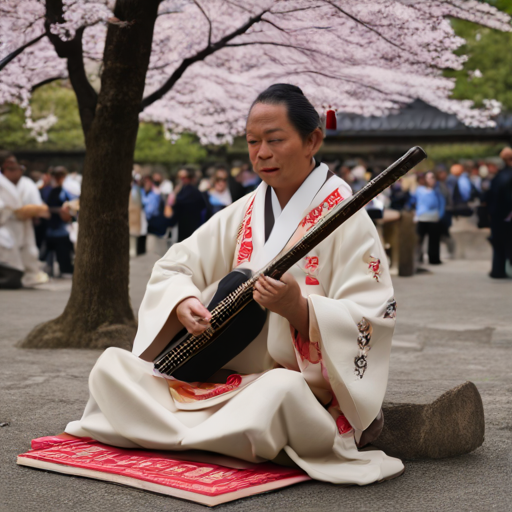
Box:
[66, 84, 403, 484]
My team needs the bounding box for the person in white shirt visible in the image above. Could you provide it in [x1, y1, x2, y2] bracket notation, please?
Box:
[0, 153, 49, 287]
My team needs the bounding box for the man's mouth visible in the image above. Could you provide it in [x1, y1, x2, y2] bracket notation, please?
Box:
[260, 167, 279, 173]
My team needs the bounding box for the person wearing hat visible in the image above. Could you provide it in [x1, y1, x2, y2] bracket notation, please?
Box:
[486, 148, 512, 278]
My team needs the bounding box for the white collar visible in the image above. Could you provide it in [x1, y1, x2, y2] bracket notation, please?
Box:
[270, 188, 281, 219]
[249, 162, 331, 271]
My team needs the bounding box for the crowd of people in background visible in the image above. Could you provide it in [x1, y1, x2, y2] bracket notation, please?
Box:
[128, 163, 260, 254]
[0, 152, 80, 288]
[381, 149, 512, 278]
[1, 147, 511, 289]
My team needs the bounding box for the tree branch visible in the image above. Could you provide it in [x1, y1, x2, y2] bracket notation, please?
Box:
[271, 6, 325, 15]
[31, 76, 65, 92]
[141, 10, 268, 110]
[193, 0, 212, 46]
[283, 69, 398, 97]
[323, 0, 407, 52]
[45, 0, 98, 138]
[260, 18, 286, 33]
[224, 41, 349, 66]
[225, 41, 325, 53]
[0, 32, 46, 73]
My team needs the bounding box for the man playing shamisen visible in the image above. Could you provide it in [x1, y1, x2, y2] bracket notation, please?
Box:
[66, 84, 403, 484]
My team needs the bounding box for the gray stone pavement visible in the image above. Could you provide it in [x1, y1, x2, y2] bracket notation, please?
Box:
[1, 255, 511, 512]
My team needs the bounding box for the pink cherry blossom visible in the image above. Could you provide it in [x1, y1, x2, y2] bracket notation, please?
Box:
[0, 0, 510, 144]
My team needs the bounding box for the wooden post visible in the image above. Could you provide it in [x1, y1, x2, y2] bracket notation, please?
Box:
[398, 210, 417, 277]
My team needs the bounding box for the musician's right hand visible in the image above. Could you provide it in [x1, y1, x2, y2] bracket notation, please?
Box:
[176, 297, 212, 336]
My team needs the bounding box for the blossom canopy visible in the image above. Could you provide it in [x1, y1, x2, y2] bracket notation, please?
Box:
[1, 0, 510, 143]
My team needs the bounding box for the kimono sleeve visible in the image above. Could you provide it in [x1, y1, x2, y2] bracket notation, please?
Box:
[308, 209, 396, 432]
[133, 196, 248, 360]
[20, 177, 43, 206]
[0, 174, 22, 225]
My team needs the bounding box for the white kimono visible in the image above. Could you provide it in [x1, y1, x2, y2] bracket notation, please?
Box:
[0, 172, 23, 270]
[66, 164, 403, 485]
[0, 175, 46, 285]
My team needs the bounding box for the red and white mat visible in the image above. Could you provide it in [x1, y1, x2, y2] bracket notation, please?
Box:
[17, 434, 310, 506]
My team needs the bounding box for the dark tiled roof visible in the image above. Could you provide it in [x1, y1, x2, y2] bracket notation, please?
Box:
[327, 99, 512, 140]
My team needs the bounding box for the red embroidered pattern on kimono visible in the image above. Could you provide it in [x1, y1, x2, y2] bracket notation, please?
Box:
[168, 374, 242, 403]
[236, 196, 256, 266]
[336, 414, 353, 435]
[300, 189, 343, 231]
[327, 395, 354, 435]
[304, 256, 319, 285]
[368, 255, 381, 282]
[293, 331, 322, 364]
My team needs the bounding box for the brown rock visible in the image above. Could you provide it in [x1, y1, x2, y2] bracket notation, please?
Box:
[372, 381, 485, 459]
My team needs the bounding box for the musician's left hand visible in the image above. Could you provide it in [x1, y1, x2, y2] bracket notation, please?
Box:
[254, 273, 309, 339]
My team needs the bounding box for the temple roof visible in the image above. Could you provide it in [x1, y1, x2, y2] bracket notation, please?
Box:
[327, 99, 512, 143]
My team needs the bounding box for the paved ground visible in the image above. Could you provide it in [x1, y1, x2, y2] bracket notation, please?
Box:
[1, 255, 511, 512]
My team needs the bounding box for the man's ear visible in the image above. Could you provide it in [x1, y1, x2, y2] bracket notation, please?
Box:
[307, 128, 324, 157]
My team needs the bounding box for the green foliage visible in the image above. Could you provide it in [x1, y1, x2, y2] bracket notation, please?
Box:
[424, 143, 506, 163]
[0, 81, 85, 150]
[134, 123, 207, 167]
[0, 103, 35, 149]
[33, 82, 85, 149]
[446, 0, 512, 111]
[0, 81, 208, 167]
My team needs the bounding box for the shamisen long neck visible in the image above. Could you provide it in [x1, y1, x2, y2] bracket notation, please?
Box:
[248, 161, 331, 272]
[259, 146, 427, 282]
[210, 146, 426, 329]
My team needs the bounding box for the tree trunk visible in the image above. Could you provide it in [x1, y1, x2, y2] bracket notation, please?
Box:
[21, 1, 160, 349]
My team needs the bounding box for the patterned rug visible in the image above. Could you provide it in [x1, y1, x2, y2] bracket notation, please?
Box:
[17, 434, 310, 506]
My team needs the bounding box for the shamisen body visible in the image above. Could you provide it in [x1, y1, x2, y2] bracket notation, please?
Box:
[65, 84, 403, 485]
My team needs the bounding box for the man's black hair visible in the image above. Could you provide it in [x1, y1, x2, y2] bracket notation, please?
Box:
[250, 83, 321, 140]
[0, 151, 15, 168]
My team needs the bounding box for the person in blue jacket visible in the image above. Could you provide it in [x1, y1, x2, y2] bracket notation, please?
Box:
[141, 175, 167, 237]
[415, 171, 446, 265]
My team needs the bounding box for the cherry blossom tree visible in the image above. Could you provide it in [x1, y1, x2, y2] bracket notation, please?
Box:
[0, 0, 509, 349]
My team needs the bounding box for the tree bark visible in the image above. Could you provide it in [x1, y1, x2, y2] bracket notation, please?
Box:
[45, 0, 98, 138]
[21, 0, 160, 349]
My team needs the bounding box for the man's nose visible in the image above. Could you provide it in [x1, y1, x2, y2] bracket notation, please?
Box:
[257, 142, 272, 160]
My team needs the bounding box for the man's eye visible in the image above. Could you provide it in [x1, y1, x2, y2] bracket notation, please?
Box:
[269, 139, 282, 143]
[247, 140, 257, 145]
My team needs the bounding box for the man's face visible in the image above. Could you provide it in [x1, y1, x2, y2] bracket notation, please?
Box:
[142, 177, 153, 192]
[2, 156, 23, 185]
[450, 164, 463, 177]
[213, 171, 228, 192]
[152, 173, 162, 186]
[246, 103, 318, 191]
[487, 163, 498, 175]
[425, 172, 436, 188]
[42, 173, 52, 186]
[177, 170, 190, 185]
